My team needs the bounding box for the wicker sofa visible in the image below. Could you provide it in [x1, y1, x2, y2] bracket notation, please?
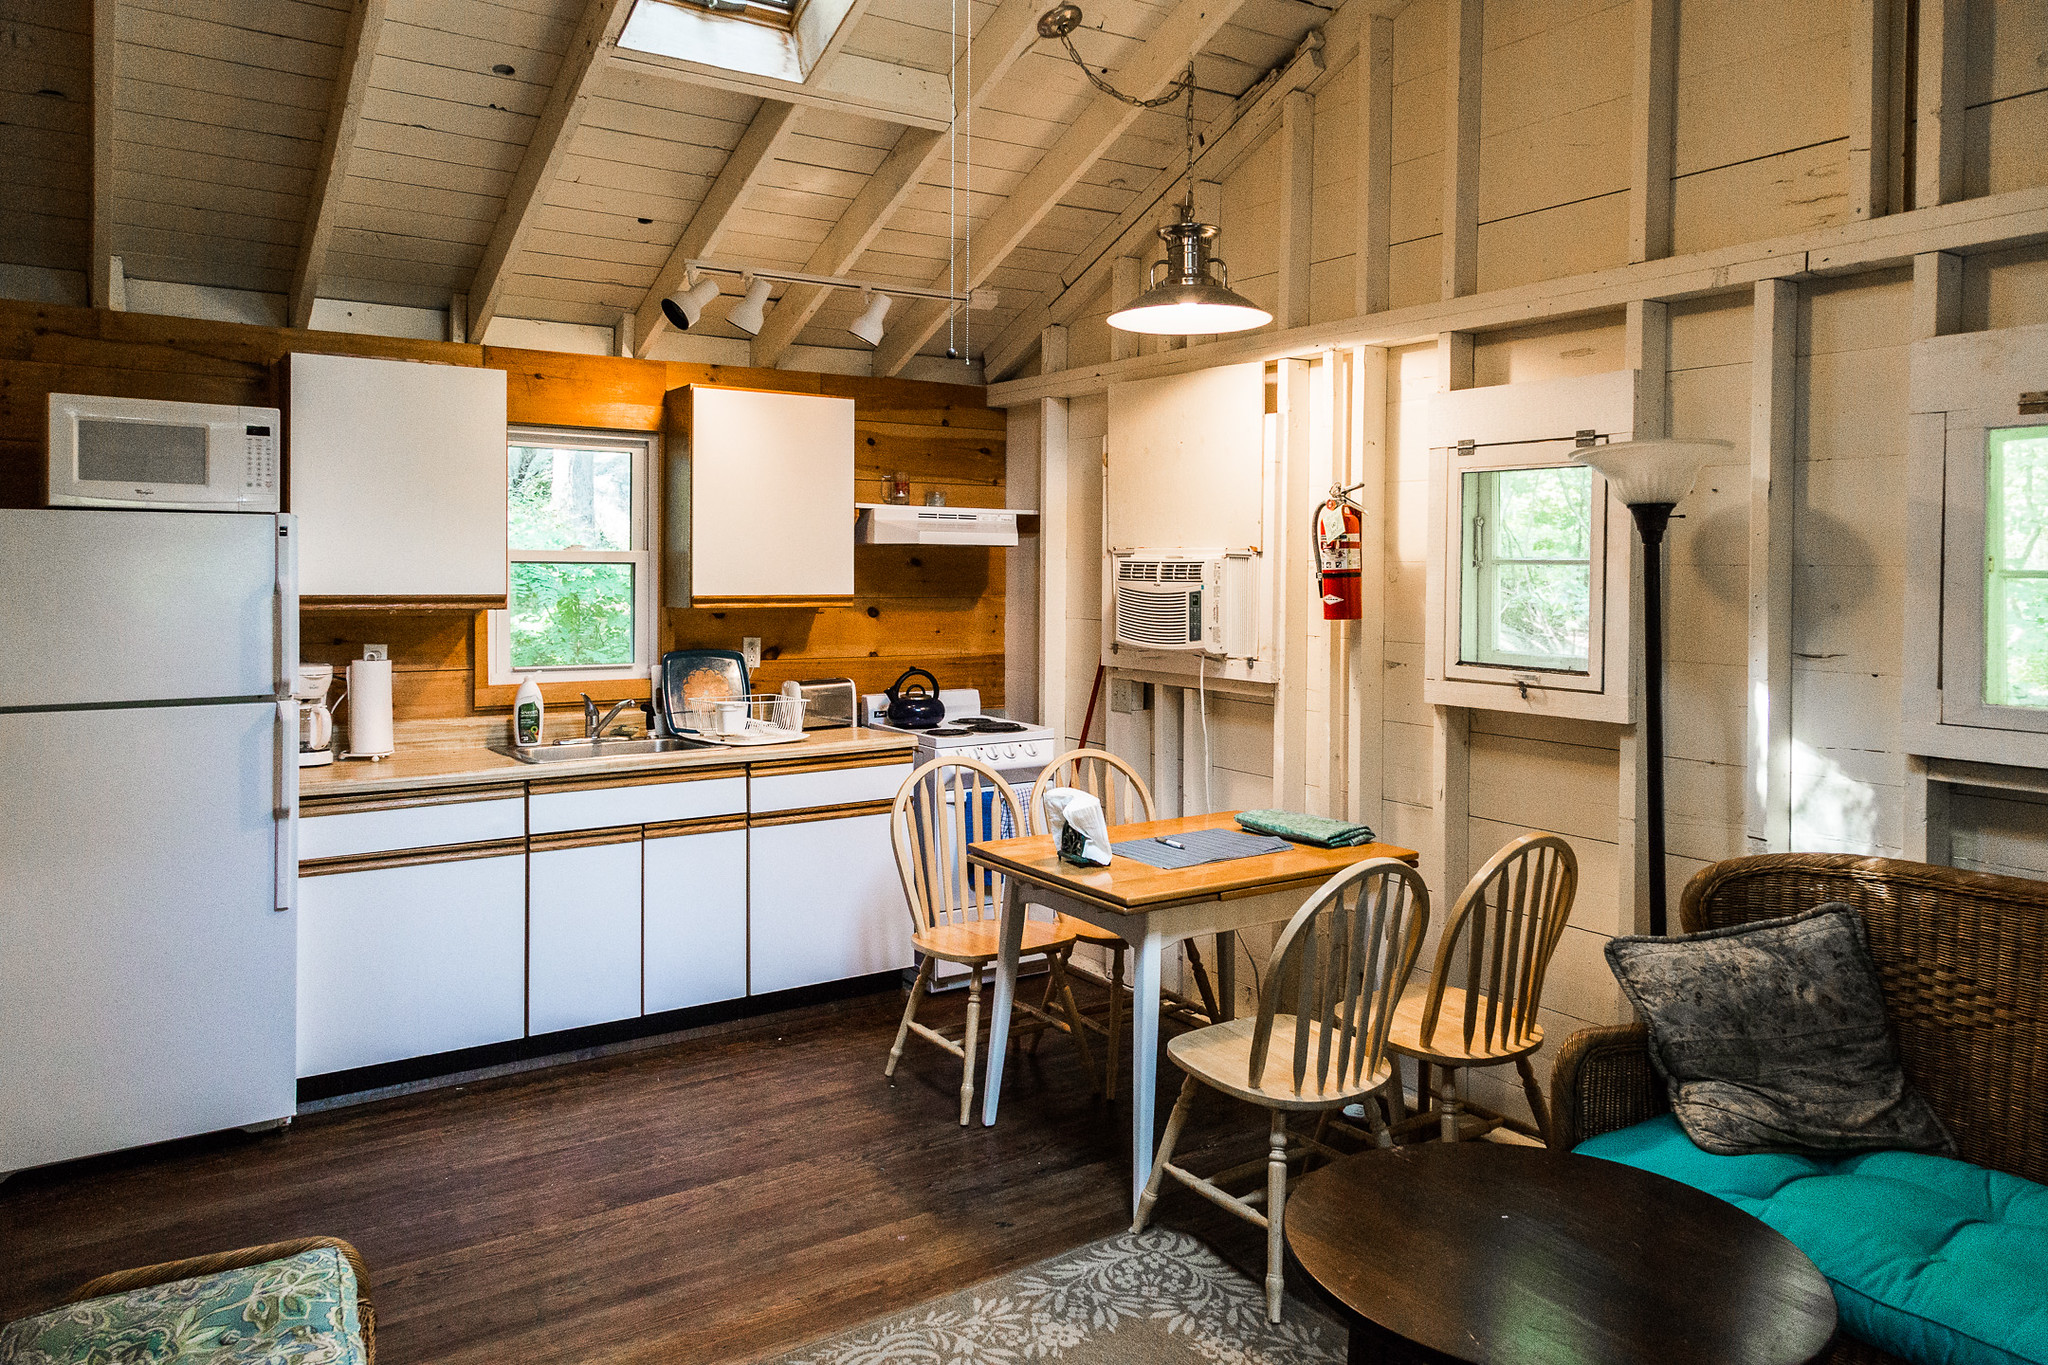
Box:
[1550, 852, 2047, 1365]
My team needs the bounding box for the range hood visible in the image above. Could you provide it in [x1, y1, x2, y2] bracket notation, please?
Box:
[856, 503, 1019, 546]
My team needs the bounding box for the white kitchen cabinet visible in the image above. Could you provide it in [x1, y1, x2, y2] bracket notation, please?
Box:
[643, 821, 748, 1012]
[297, 847, 526, 1077]
[748, 808, 909, 994]
[750, 756, 914, 813]
[528, 770, 745, 835]
[287, 352, 509, 603]
[664, 385, 855, 605]
[528, 832, 643, 1034]
[301, 783, 525, 860]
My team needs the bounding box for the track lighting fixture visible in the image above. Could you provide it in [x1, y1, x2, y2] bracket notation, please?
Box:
[727, 274, 772, 335]
[850, 291, 892, 347]
[661, 270, 722, 330]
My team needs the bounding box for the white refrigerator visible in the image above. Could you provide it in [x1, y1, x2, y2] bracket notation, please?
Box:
[0, 509, 298, 1176]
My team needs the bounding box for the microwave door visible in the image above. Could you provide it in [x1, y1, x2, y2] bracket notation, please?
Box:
[74, 416, 212, 491]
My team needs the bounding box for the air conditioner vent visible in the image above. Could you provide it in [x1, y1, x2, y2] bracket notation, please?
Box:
[1117, 559, 1204, 584]
[1116, 585, 1202, 648]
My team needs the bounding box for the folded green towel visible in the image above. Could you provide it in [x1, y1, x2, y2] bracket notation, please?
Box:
[1235, 809, 1377, 848]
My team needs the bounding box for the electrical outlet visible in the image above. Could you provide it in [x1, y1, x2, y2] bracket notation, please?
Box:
[741, 636, 762, 670]
[362, 644, 388, 661]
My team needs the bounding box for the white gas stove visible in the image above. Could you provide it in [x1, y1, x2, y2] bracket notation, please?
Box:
[862, 688, 1056, 783]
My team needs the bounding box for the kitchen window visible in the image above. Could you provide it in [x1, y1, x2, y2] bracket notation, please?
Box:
[486, 428, 655, 686]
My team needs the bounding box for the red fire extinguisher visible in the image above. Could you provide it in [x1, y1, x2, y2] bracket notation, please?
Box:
[1315, 482, 1367, 621]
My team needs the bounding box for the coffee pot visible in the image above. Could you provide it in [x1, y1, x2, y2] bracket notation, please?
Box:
[294, 663, 337, 768]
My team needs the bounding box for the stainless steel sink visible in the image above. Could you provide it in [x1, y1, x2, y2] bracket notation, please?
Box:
[495, 735, 719, 764]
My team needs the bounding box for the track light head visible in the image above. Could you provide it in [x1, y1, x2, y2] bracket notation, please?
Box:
[849, 290, 892, 347]
[661, 272, 722, 330]
[727, 274, 772, 336]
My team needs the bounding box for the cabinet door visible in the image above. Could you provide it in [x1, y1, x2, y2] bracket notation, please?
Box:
[748, 810, 909, 994]
[529, 833, 642, 1034]
[671, 387, 854, 603]
[298, 850, 526, 1077]
[643, 824, 747, 1012]
[288, 352, 509, 601]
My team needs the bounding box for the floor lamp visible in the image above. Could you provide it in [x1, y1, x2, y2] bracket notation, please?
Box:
[1572, 439, 1732, 935]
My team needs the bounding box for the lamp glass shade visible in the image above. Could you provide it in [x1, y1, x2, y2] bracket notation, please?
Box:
[850, 291, 892, 346]
[1570, 438, 1732, 507]
[661, 276, 722, 330]
[728, 276, 772, 335]
[1108, 217, 1271, 336]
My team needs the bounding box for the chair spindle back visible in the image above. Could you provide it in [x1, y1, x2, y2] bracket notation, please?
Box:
[1248, 858, 1431, 1100]
[1026, 748, 1157, 834]
[890, 757, 1027, 934]
[1419, 833, 1579, 1054]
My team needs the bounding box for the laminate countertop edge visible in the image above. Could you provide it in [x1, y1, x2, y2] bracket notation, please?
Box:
[298, 728, 918, 799]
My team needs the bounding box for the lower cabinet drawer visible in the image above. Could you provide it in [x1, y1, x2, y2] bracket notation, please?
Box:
[748, 809, 910, 995]
[644, 823, 747, 1012]
[529, 834, 643, 1034]
[301, 788, 524, 860]
[529, 773, 744, 835]
[750, 760, 913, 815]
[297, 850, 526, 1077]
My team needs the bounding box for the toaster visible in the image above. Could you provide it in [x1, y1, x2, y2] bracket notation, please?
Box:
[791, 677, 857, 730]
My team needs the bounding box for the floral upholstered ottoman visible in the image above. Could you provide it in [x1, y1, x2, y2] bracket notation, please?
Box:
[0, 1239, 371, 1365]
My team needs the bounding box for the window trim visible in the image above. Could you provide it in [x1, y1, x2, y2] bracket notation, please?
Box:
[1904, 323, 2048, 767]
[485, 426, 658, 688]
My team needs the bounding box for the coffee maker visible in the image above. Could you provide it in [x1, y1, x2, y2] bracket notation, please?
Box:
[294, 663, 337, 767]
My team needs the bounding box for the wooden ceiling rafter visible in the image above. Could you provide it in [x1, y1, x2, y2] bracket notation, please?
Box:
[90, 0, 116, 310]
[746, 0, 1043, 370]
[870, 0, 1258, 378]
[465, 0, 638, 340]
[289, 0, 389, 330]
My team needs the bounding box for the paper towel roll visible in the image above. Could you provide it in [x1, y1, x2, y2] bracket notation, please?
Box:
[345, 658, 395, 759]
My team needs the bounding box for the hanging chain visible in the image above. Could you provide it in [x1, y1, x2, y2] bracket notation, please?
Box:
[1054, 26, 1193, 110]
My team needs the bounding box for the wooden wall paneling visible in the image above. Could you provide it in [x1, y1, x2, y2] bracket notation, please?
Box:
[291, 0, 387, 328]
[1910, 249, 1963, 339]
[1746, 278, 1795, 854]
[1914, 0, 1967, 209]
[1037, 392, 1071, 744]
[1277, 90, 1315, 330]
[1440, 0, 1481, 300]
[1110, 257, 1142, 363]
[90, 0, 115, 308]
[1348, 345, 1388, 827]
[1629, 0, 1677, 261]
[1356, 14, 1394, 316]
[1848, 0, 1891, 222]
[1271, 357, 1312, 812]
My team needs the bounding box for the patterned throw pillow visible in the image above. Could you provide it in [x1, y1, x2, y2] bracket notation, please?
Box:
[1605, 904, 1951, 1157]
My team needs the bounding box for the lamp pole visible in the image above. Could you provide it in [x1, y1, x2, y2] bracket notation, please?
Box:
[1629, 501, 1675, 936]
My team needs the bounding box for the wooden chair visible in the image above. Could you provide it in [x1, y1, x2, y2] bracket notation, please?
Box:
[1132, 858, 1430, 1322]
[886, 757, 1099, 1124]
[1383, 832, 1578, 1145]
[1025, 749, 1225, 1097]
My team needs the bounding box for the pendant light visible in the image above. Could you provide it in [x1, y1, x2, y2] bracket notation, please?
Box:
[1039, 6, 1269, 337]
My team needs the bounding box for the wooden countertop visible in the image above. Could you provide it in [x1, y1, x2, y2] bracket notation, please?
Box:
[299, 719, 917, 798]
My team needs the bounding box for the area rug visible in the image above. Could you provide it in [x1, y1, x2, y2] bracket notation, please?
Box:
[765, 1228, 1345, 1364]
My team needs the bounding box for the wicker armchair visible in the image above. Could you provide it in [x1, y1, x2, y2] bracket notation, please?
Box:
[1550, 852, 2048, 1365]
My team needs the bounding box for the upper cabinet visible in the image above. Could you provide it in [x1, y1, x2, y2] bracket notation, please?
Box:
[664, 385, 855, 606]
[286, 353, 509, 605]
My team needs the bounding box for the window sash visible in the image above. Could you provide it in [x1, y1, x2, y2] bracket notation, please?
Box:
[1937, 416, 2048, 736]
[1459, 466, 1597, 675]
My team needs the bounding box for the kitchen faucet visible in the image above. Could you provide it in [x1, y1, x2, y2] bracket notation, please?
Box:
[583, 694, 640, 739]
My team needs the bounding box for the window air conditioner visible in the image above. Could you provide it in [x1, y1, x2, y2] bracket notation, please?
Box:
[1113, 550, 1254, 657]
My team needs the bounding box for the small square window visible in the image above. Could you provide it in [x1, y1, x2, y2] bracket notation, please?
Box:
[1459, 465, 1595, 674]
[1984, 425, 2048, 709]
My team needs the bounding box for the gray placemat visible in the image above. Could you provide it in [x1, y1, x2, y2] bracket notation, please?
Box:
[1112, 827, 1294, 870]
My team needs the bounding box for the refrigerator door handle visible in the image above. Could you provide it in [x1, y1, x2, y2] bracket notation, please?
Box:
[275, 515, 298, 697]
[276, 699, 297, 913]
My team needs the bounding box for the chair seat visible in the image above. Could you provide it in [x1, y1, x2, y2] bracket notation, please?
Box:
[912, 915, 1078, 964]
[1166, 1017, 1393, 1111]
[1385, 984, 1543, 1064]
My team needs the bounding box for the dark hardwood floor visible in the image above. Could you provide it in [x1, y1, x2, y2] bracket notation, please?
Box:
[1, 985, 1278, 1364]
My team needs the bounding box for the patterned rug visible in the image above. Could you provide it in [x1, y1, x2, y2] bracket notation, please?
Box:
[764, 1228, 1345, 1364]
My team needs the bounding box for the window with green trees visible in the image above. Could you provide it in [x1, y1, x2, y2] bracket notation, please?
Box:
[1459, 465, 1595, 673]
[493, 430, 653, 680]
[1985, 425, 2048, 709]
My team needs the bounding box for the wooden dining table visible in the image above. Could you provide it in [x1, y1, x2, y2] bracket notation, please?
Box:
[966, 809, 1420, 1213]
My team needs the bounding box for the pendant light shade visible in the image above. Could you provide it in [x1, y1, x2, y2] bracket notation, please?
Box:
[1570, 438, 1731, 507]
[1107, 219, 1271, 336]
[727, 274, 772, 335]
[850, 290, 892, 347]
[661, 272, 722, 331]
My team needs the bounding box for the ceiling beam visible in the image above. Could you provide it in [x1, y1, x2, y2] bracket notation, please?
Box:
[290, 0, 386, 329]
[978, 14, 1339, 381]
[609, 50, 949, 131]
[90, 0, 115, 309]
[467, 0, 635, 339]
[872, 0, 1255, 378]
[632, 98, 800, 357]
[747, 0, 1041, 368]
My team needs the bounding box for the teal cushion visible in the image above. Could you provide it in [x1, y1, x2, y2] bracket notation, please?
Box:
[1580, 1115, 2048, 1365]
[0, 1245, 367, 1364]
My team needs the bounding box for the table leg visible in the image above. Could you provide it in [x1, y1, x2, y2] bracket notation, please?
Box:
[1214, 929, 1238, 1021]
[1128, 930, 1164, 1214]
[979, 878, 1025, 1128]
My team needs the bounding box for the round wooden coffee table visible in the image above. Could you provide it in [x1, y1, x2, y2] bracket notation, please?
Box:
[1285, 1143, 1837, 1365]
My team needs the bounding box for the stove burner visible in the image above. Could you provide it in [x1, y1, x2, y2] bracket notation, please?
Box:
[924, 726, 971, 737]
[954, 717, 1027, 733]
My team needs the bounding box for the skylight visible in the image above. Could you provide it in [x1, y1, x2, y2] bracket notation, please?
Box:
[618, 0, 853, 85]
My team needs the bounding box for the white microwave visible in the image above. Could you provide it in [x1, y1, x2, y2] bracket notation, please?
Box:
[47, 393, 280, 512]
